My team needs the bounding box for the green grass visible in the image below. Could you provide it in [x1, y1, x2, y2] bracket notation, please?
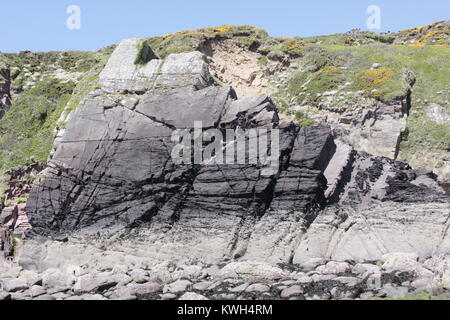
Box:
[143, 25, 307, 60]
[58, 51, 102, 72]
[394, 46, 450, 165]
[272, 96, 290, 114]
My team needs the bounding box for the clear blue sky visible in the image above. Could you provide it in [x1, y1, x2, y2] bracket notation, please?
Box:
[2, 0, 449, 53]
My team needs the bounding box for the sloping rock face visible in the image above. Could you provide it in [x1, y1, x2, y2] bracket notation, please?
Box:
[24, 39, 450, 269]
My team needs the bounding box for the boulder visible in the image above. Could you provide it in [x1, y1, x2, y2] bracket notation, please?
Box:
[29, 285, 46, 298]
[300, 258, 325, 272]
[1, 205, 18, 227]
[19, 270, 42, 287]
[41, 268, 75, 291]
[107, 282, 162, 300]
[352, 263, 381, 276]
[192, 281, 214, 291]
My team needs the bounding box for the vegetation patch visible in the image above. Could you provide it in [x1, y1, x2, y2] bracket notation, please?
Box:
[275, 34, 449, 167]
[144, 25, 307, 61]
[257, 56, 268, 66]
[302, 30, 395, 47]
[394, 21, 450, 46]
[0, 175, 8, 204]
[135, 40, 158, 65]
[145, 25, 266, 58]
[1, 23, 449, 187]
[5, 196, 28, 207]
[58, 51, 101, 72]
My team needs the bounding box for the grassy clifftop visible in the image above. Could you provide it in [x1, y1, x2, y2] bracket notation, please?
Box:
[144, 25, 307, 59]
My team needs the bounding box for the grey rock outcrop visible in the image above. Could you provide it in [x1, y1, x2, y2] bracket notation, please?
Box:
[0, 67, 11, 119]
[4, 253, 448, 300]
[329, 98, 409, 160]
[427, 103, 450, 124]
[20, 38, 450, 273]
[99, 39, 210, 94]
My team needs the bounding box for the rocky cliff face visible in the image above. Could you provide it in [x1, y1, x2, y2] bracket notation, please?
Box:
[0, 29, 449, 300]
